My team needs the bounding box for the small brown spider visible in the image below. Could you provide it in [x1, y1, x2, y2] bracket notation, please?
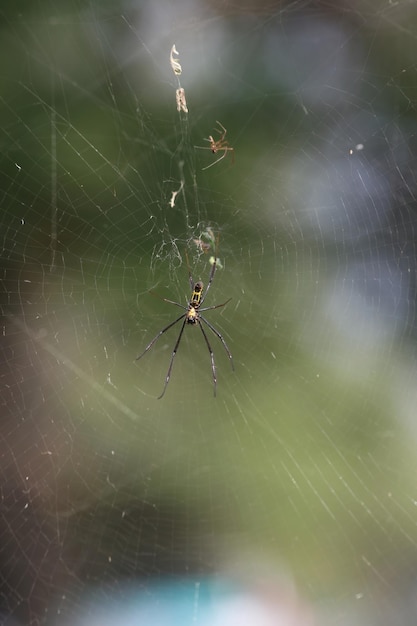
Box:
[195, 121, 235, 170]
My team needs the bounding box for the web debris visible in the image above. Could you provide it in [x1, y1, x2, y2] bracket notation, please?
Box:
[193, 227, 224, 269]
[168, 180, 184, 208]
[193, 226, 216, 253]
[170, 44, 188, 114]
[170, 44, 182, 76]
[175, 87, 188, 113]
[167, 44, 188, 209]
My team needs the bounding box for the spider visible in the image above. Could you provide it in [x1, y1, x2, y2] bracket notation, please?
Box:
[136, 252, 234, 398]
[195, 121, 235, 170]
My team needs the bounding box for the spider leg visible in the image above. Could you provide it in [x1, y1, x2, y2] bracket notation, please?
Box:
[160, 297, 188, 310]
[200, 255, 218, 305]
[200, 315, 234, 371]
[149, 291, 187, 310]
[158, 317, 187, 399]
[215, 120, 227, 140]
[200, 298, 232, 312]
[136, 313, 185, 360]
[198, 321, 217, 397]
[184, 250, 194, 291]
[201, 149, 228, 170]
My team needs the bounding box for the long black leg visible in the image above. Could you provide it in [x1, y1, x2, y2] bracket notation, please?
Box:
[200, 256, 217, 305]
[136, 314, 185, 361]
[158, 297, 187, 310]
[158, 318, 187, 399]
[184, 250, 194, 292]
[149, 291, 187, 310]
[198, 322, 217, 397]
[200, 316, 234, 371]
[200, 298, 231, 313]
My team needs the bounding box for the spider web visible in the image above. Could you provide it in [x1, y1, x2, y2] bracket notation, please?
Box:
[2, 1, 417, 625]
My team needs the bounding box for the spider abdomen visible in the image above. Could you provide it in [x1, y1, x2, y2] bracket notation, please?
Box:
[186, 305, 199, 324]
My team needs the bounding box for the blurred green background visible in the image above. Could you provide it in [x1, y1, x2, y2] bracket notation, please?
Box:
[2, 1, 417, 624]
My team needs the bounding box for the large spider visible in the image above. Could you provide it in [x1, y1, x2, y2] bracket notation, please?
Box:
[195, 121, 235, 170]
[136, 253, 234, 398]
